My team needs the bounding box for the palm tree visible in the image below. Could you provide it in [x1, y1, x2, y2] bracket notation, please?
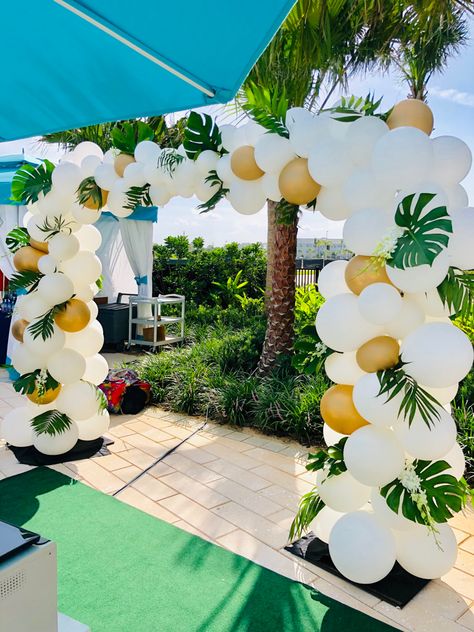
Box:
[242, 0, 470, 374]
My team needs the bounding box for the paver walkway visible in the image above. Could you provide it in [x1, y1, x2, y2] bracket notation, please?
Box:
[0, 374, 473, 632]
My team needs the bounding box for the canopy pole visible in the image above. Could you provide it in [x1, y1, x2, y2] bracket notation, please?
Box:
[53, 0, 216, 98]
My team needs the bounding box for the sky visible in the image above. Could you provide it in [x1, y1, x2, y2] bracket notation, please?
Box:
[1, 21, 474, 247]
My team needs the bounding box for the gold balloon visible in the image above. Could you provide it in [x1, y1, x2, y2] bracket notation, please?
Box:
[387, 99, 434, 136]
[114, 153, 136, 177]
[279, 158, 321, 205]
[345, 256, 393, 296]
[12, 319, 29, 343]
[27, 384, 62, 405]
[13, 246, 44, 273]
[29, 239, 49, 253]
[83, 188, 109, 210]
[54, 299, 91, 332]
[231, 146, 264, 180]
[320, 384, 369, 435]
[356, 336, 400, 373]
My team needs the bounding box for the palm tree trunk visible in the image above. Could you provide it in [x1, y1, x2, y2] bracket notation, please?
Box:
[258, 210, 298, 375]
[265, 200, 277, 312]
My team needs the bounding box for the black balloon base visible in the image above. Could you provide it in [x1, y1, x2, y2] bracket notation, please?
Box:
[285, 533, 429, 608]
[8, 437, 112, 467]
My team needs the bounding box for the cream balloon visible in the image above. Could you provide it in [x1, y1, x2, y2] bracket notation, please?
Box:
[449, 207, 474, 270]
[82, 354, 109, 385]
[23, 322, 65, 358]
[34, 421, 79, 456]
[37, 273, 74, 305]
[254, 134, 295, 173]
[65, 321, 104, 356]
[1, 408, 34, 446]
[352, 373, 401, 427]
[344, 426, 405, 486]
[357, 283, 402, 326]
[56, 381, 102, 420]
[323, 423, 347, 446]
[317, 260, 349, 299]
[324, 352, 366, 385]
[76, 410, 110, 441]
[432, 136, 472, 186]
[47, 233, 80, 261]
[316, 470, 371, 512]
[47, 349, 86, 384]
[386, 249, 450, 294]
[393, 408, 456, 460]
[343, 208, 395, 256]
[312, 507, 344, 544]
[395, 524, 457, 579]
[385, 295, 425, 339]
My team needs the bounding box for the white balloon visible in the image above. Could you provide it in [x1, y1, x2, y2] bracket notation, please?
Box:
[323, 423, 347, 446]
[371, 489, 420, 532]
[432, 136, 472, 186]
[48, 233, 80, 261]
[316, 186, 352, 221]
[358, 283, 402, 326]
[227, 180, 266, 215]
[316, 469, 371, 512]
[329, 511, 396, 583]
[11, 344, 45, 374]
[72, 142, 104, 161]
[387, 249, 450, 294]
[38, 255, 58, 275]
[372, 127, 434, 190]
[87, 300, 99, 320]
[317, 261, 349, 299]
[343, 208, 395, 255]
[401, 322, 473, 387]
[82, 354, 108, 385]
[241, 121, 266, 146]
[76, 410, 110, 441]
[75, 225, 102, 252]
[37, 190, 72, 217]
[393, 408, 456, 460]
[71, 203, 102, 225]
[195, 177, 220, 203]
[219, 125, 239, 153]
[47, 349, 86, 384]
[308, 137, 353, 187]
[80, 155, 102, 178]
[61, 251, 102, 286]
[196, 150, 219, 175]
[134, 140, 161, 164]
[52, 162, 83, 193]
[254, 134, 295, 173]
[149, 185, 171, 207]
[56, 381, 101, 420]
[65, 321, 104, 356]
[215, 154, 233, 185]
[395, 524, 457, 579]
[312, 507, 344, 544]
[446, 184, 469, 212]
[408, 289, 454, 318]
[315, 293, 381, 352]
[422, 383, 458, 405]
[1, 408, 34, 446]
[343, 169, 394, 213]
[286, 107, 314, 132]
[324, 352, 366, 385]
[353, 373, 401, 427]
[123, 161, 147, 187]
[27, 214, 49, 242]
[449, 207, 474, 270]
[443, 442, 466, 479]
[75, 284, 96, 302]
[385, 295, 425, 340]
[346, 116, 389, 167]
[289, 115, 332, 158]
[37, 273, 74, 305]
[34, 421, 79, 456]
[18, 293, 51, 322]
[344, 426, 405, 486]
[23, 322, 65, 358]
[261, 173, 281, 202]
[94, 163, 119, 191]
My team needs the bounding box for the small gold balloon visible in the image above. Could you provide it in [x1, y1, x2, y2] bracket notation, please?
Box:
[114, 153, 136, 177]
[356, 336, 400, 373]
[279, 158, 321, 205]
[83, 188, 109, 210]
[387, 99, 434, 136]
[54, 299, 91, 333]
[27, 384, 62, 405]
[345, 256, 393, 296]
[29, 239, 49, 253]
[230, 146, 264, 181]
[12, 319, 29, 343]
[13, 246, 44, 273]
[320, 384, 369, 435]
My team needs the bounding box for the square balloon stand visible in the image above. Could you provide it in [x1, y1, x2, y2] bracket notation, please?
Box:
[286, 533, 429, 607]
[8, 437, 113, 466]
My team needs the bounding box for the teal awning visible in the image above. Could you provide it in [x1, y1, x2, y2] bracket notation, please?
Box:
[0, 0, 294, 141]
[0, 155, 41, 205]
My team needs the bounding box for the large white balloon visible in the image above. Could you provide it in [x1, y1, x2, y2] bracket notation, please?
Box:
[34, 422, 79, 456]
[18, 293, 51, 322]
[308, 137, 353, 187]
[38, 255, 58, 276]
[324, 352, 366, 385]
[316, 470, 371, 512]
[65, 321, 104, 356]
[56, 381, 101, 420]
[393, 408, 456, 460]
[61, 251, 102, 286]
[358, 283, 402, 325]
[371, 489, 420, 532]
[1, 408, 34, 446]
[343, 208, 395, 255]
[422, 383, 458, 405]
[94, 163, 119, 191]
[343, 169, 394, 213]
[323, 423, 347, 446]
[385, 295, 425, 339]
[72, 141, 104, 162]
[443, 442, 466, 479]
[352, 372, 401, 427]
[346, 116, 389, 167]
[82, 354, 109, 385]
[289, 115, 332, 158]
[408, 289, 454, 319]
[449, 207, 474, 270]
[227, 180, 266, 215]
[47, 349, 86, 384]
[312, 507, 344, 544]
[344, 426, 405, 486]
[316, 293, 381, 352]
[432, 136, 472, 186]
[329, 511, 396, 583]
[317, 260, 349, 299]
[11, 344, 46, 374]
[446, 184, 469, 212]
[316, 186, 352, 221]
[23, 322, 65, 358]
[395, 524, 457, 579]
[401, 322, 473, 387]
[71, 203, 102, 225]
[134, 140, 161, 164]
[75, 225, 102, 252]
[261, 173, 281, 202]
[254, 135, 295, 173]
[215, 154, 234, 185]
[51, 162, 83, 194]
[76, 410, 110, 441]
[37, 273, 74, 305]
[386, 249, 450, 294]
[48, 233, 80, 262]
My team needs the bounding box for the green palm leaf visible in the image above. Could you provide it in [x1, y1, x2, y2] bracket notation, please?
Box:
[124, 184, 152, 210]
[241, 82, 289, 138]
[183, 112, 222, 160]
[437, 267, 473, 321]
[31, 410, 72, 436]
[197, 171, 229, 214]
[389, 192, 452, 269]
[9, 270, 43, 293]
[77, 176, 106, 208]
[111, 121, 154, 155]
[289, 489, 325, 541]
[11, 160, 55, 204]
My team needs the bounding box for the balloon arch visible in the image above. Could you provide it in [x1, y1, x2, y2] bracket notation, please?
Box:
[2, 97, 473, 584]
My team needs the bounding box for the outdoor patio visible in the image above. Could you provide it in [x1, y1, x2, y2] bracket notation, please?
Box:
[0, 370, 472, 632]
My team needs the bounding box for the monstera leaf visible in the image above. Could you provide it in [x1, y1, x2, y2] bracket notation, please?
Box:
[389, 192, 452, 269]
[111, 121, 154, 155]
[381, 459, 472, 525]
[5, 227, 30, 253]
[11, 160, 55, 204]
[183, 112, 221, 160]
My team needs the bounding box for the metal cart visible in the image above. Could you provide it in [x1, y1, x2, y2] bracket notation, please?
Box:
[127, 294, 185, 350]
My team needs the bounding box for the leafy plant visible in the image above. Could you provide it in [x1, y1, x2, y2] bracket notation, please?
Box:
[13, 370, 59, 397]
[437, 267, 473, 321]
[197, 171, 229, 214]
[275, 199, 299, 224]
[241, 82, 289, 138]
[157, 149, 184, 175]
[6, 227, 30, 253]
[211, 270, 248, 308]
[306, 437, 348, 478]
[292, 325, 330, 375]
[325, 93, 390, 122]
[31, 410, 72, 436]
[124, 184, 152, 210]
[381, 459, 473, 527]
[38, 215, 74, 239]
[111, 121, 154, 155]
[289, 491, 325, 541]
[8, 270, 43, 293]
[389, 192, 452, 269]
[377, 363, 442, 427]
[11, 160, 55, 204]
[183, 112, 222, 160]
[76, 176, 106, 208]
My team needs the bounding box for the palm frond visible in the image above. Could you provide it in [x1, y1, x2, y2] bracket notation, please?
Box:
[76, 176, 106, 208]
[9, 270, 43, 293]
[437, 267, 473, 321]
[197, 171, 229, 214]
[124, 184, 152, 211]
[289, 489, 325, 541]
[31, 410, 72, 436]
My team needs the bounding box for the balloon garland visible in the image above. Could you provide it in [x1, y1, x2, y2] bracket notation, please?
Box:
[1, 96, 473, 584]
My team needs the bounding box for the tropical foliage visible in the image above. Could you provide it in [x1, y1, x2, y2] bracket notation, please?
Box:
[11, 159, 55, 204]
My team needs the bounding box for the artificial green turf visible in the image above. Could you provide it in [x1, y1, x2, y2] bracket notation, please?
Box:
[0, 468, 396, 632]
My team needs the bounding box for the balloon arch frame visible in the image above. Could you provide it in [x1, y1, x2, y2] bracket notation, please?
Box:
[2, 97, 473, 585]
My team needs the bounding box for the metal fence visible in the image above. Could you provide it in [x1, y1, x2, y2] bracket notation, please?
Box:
[295, 258, 323, 287]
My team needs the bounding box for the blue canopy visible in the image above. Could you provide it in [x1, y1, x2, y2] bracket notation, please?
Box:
[0, 0, 294, 141]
